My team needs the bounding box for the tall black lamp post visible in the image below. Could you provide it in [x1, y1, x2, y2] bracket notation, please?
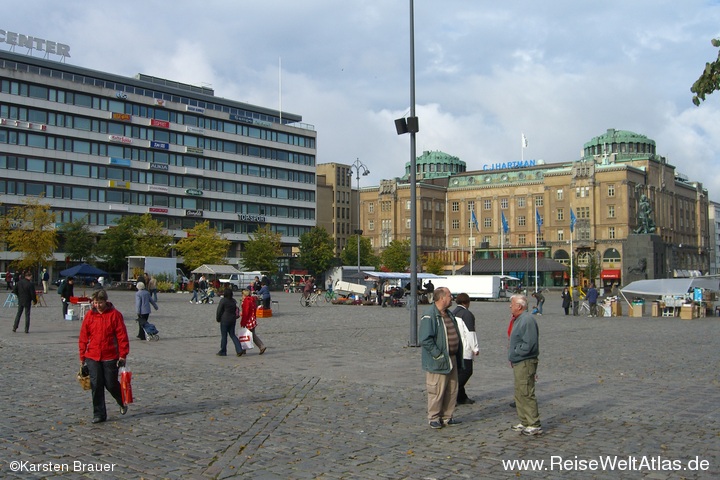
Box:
[350, 158, 370, 276]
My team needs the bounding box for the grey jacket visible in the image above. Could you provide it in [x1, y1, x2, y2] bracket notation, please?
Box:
[508, 310, 539, 364]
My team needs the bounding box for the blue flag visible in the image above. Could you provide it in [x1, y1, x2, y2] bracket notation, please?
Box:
[501, 212, 509, 234]
[471, 210, 479, 232]
[536, 209, 543, 228]
[570, 208, 576, 233]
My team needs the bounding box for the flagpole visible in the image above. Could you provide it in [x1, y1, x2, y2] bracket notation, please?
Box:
[534, 209, 539, 293]
[521, 133, 524, 162]
[468, 214, 475, 275]
[501, 226, 504, 277]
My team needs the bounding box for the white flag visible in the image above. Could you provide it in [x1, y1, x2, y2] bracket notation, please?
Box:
[522, 133, 528, 148]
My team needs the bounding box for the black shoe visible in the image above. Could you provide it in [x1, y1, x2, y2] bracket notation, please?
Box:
[510, 401, 516, 408]
[120, 404, 128, 415]
[24, 330, 28, 334]
[237, 350, 246, 356]
[457, 398, 475, 405]
[259, 347, 266, 355]
[12, 328, 16, 333]
[216, 351, 227, 356]
[91, 417, 106, 424]
[429, 420, 443, 429]
[445, 418, 462, 426]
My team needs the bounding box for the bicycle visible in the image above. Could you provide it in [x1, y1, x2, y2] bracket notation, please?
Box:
[323, 289, 338, 303]
[299, 291, 320, 307]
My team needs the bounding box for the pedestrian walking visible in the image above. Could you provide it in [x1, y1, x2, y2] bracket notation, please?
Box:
[78, 289, 130, 424]
[215, 287, 245, 357]
[561, 287, 571, 315]
[42, 268, 49, 294]
[12, 271, 35, 333]
[587, 283, 599, 317]
[135, 282, 158, 340]
[240, 289, 266, 354]
[148, 275, 158, 303]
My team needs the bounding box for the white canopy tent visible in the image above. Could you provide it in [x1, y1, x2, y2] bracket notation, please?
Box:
[191, 264, 242, 275]
[620, 278, 720, 305]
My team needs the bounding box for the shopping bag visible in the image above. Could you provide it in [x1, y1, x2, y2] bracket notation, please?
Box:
[236, 327, 254, 350]
[119, 366, 133, 404]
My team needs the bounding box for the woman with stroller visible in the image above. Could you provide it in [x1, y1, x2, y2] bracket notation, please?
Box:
[215, 287, 245, 357]
[135, 282, 158, 340]
[241, 289, 266, 354]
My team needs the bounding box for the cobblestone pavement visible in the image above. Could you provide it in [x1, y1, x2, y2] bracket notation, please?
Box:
[0, 287, 718, 479]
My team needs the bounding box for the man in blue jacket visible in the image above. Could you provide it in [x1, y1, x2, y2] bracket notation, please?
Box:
[508, 294, 542, 436]
[586, 283, 599, 317]
[420, 287, 464, 429]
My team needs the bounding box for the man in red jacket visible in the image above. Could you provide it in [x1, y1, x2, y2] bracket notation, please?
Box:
[78, 289, 130, 424]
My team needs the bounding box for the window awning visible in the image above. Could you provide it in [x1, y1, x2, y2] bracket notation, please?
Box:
[601, 269, 621, 279]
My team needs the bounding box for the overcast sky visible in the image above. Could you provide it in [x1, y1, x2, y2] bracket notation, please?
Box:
[5, 1, 720, 201]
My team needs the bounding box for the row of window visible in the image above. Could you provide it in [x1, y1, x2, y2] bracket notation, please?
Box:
[0, 155, 316, 202]
[0, 116, 315, 174]
[1, 101, 315, 161]
[0, 66, 307, 134]
[0, 180, 316, 220]
[49, 208, 312, 237]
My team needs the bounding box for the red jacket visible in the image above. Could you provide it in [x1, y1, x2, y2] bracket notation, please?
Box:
[78, 302, 129, 363]
[241, 295, 257, 330]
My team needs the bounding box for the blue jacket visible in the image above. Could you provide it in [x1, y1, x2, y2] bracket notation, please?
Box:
[258, 285, 270, 300]
[586, 287, 599, 303]
[135, 289, 158, 315]
[508, 310, 539, 364]
[420, 304, 464, 374]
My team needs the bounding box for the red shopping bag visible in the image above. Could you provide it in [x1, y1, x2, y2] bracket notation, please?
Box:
[119, 367, 133, 404]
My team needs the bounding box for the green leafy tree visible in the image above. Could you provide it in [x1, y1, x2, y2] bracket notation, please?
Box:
[298, 227, 335, 276]
[422, 254, 445, 275]
[136, 214, 172, 257]
[96, 215, 142, 271]
[175, 221, 230, 270]
[381, 239, 411, 272]
[0, 197, 57, 272]
[243, 225, 282, 274]
[340, 234, 379, 268]
[60, 217, 96, 262]
[692, 38, 720, 105]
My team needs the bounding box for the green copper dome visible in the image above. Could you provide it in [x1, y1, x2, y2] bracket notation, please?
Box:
[583, 128, 656, 158]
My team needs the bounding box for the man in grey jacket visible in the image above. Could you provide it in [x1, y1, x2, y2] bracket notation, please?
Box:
[508, 294, 542, 436]
[420, 287, 464, 429]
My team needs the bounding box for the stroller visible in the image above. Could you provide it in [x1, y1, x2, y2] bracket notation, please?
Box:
[198, 286, 215, 304]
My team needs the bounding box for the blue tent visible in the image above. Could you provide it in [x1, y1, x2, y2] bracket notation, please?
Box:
[59, 263, 107, 278]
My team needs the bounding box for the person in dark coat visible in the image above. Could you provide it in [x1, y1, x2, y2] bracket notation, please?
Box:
[13, 271, 35, 333]
[215, 288, 245, 357]
[561, 287, 571, 315]
[58, 276, 75, 319]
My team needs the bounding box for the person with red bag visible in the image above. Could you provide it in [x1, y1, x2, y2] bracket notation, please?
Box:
[78, 289, 130, 424]
[241, 289, 266, 354]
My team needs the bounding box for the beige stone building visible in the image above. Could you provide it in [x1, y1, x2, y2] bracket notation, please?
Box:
[357, 129, 710, 288]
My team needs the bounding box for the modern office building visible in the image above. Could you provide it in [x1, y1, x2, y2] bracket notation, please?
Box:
[0, 49, 317, 274]
[360, 130, 711, 288]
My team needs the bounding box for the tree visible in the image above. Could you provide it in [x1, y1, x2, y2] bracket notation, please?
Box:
[691, 38, 720, 106]
[422, 254, 446, 275]
[297, 227, 335, 276]
[243, 225, 282, 274]
[60, 217, 96, 263]
[175, 221, 230, 270]
[340, 234, 379, 269]
[0, 197, 57, 272]
[381, 239, 411, 272]
[136, 214, 172, 257]
[96, 215, 142, 271]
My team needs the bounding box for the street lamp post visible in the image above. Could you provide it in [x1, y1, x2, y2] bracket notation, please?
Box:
[350, 158, 370, 275]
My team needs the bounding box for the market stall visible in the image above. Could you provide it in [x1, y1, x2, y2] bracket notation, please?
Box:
[620, 278, 720, 318]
